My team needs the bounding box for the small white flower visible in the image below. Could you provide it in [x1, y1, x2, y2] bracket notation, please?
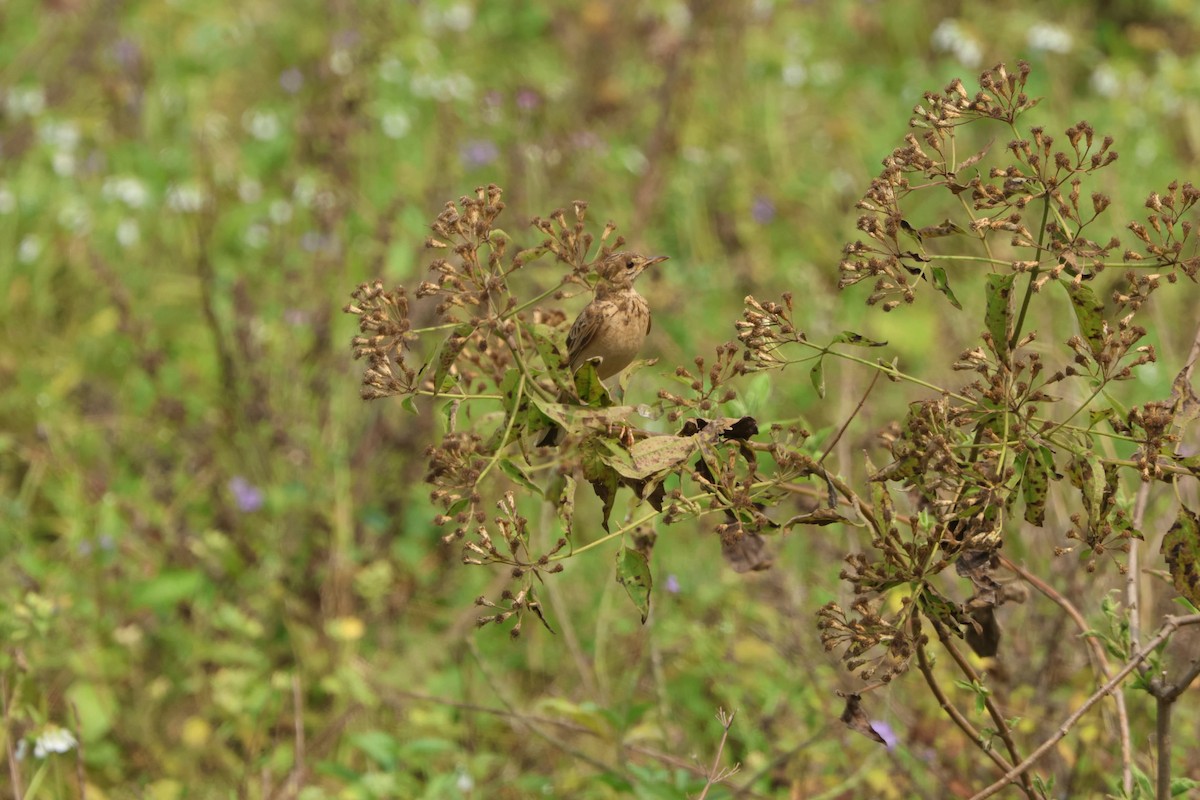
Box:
[381, 110, 411, 139]
[292, 177, 317, 207]
[52, 151, 76, 177]
[243, 110, 281, 141]
[455, 768, 475, 792]
[782, 62, 807, 87]
[57, 200, 91, 233]
[1090, 64, 1120, 98]
[410, 73, 437, 98]
[0, 185, 15, 215]
[33, 726, 77, 759]
[269, 200, 293, 225]
[39, 120, 81, 152]
[330, 50, 353, 76]
[14, 738, 27, 761]
[166, 183, 207, 213]
[1027, 22, 1072, 54]
[244, 223, 269, 249]
[5, 86, 46, 118]
[117, 219, 140, 248]
[664, 1, 691, 31]
[238, 177, 263, 203]
[18, 235, 42, 264]
[102, 176, 150, 209]
[931, 19, 982, 68]
[443, 73, 474, 101]
[442, 3, 474, 32]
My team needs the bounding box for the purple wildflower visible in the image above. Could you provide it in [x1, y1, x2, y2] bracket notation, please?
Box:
[460, 139, 499, 169]
[516, 87, 542, 111]
[665, 574, 681, 594]
[751, 194, 776, 224]
[229, 476, 264, 512]
[871, 720, 899, 751]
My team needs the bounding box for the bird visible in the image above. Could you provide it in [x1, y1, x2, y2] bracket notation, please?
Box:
[538, 250, 667, 445]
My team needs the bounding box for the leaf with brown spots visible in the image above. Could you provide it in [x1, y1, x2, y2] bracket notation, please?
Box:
[1162, 506, 1200, 607]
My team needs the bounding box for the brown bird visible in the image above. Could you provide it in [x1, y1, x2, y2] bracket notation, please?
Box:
[539, 250, 667, 445]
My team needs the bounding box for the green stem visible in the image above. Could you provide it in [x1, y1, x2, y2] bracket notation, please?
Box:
[554, 494, 715, 560]
[476, 373, 525, 483]
[1010, 193, 1053, 351]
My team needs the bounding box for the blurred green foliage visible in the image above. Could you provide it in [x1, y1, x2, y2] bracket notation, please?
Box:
[3, 0, 1200, 797]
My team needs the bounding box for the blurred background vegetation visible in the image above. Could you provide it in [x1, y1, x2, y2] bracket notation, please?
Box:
[3, 0, 1200, 797]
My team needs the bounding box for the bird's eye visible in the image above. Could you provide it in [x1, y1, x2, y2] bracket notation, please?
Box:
[626, 258, 636, 270]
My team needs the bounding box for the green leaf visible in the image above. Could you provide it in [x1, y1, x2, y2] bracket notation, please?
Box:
[349, 730, 398, 769]
[445, 497, 471, 518]
[1172, 778, 1200, 797]
[581, 438, 620, 531]
[617, 357, 658, 396]
[930, 266, 963, 309]
[830, 331, 887, 347]
[1066, 452, 1103, 523]
[527, 322, 573, 394]
[615, 546, 652, 623]
[1021, 448, 1050, 525]
[400, 396, 419, 415]
[1162, 506, 1200, 606]
[810, 358, 825, 398]
[66, 681, 116, 739]
[573, 361, 612, 407]
[741, 373, 772, 415]
[130, 569, 209, 611]
[499, 458, 542, 496]
[431, 323, 474, 396]
[555, 473, 576, 539]
[1064, 281, 1106, 357]
[985, 273, 1016, 361]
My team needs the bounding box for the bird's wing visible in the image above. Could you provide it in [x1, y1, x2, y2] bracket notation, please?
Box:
[566, 303, 606, 369]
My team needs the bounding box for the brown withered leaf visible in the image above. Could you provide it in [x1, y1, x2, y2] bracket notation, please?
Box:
[916, 219, 966, 239]
[629, 434, 698, 478]
[678, 416, 759, 441]
[952, 139, 993, 173]
[1170, 356, 1200, 429]
[964, 607, 1001, 658]
[838, 692, 886, 745]
[719, 524, 773, 573]
[782, 508, 845, 528]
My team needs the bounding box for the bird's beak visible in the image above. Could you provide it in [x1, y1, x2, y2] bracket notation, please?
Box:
[645, 255, 669, 267]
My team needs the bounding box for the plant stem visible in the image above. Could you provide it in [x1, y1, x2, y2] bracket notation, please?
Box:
[1156, 694, 1171, 800]
[968, 613, 1200, 800]
[1009, 194, 1053, 352]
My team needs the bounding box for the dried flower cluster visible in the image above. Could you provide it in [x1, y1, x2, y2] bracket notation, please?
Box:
[733, 64, 1200, 694]
[345, 186, 847, 633]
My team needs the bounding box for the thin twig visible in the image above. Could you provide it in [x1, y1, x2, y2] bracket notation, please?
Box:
[818, 370, 881, 465]
[1128, 482, 1150, 656]
[1000, 553, 1133, 794]
[1156, 694, 1172, 800]
[696, 709, 739, 800]
[378, 685, 740, 782]
[933, 624, 1037, 799]
[968, 613, 1200, 800]
[465, 639, 626, 777]
[914, 635, 1016, 777]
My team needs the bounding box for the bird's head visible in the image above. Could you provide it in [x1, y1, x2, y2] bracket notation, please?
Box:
[595, 251, 669, 288]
